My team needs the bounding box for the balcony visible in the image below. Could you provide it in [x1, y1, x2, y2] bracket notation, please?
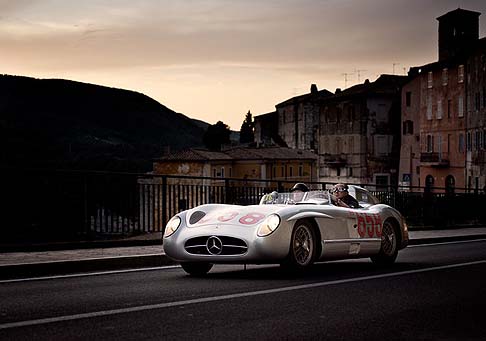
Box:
[323, 154, 347, 168]
[420, 152, 450, 168]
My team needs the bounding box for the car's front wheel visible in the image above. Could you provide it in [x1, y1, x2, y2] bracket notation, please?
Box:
[180, 262, 213, 276]
[371, 219, 399, 266]
[282, 220, 317, 271]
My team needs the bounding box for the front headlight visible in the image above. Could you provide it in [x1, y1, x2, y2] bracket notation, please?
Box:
[164, 216, 181, 237]
[257, 214, 281, 237]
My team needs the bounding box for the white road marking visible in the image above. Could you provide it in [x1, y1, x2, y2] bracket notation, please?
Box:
[2, 239, 486, 284]
[0, 266, 180, 284]
[1, 259, 486, 330]
[407, 238, 486, 248]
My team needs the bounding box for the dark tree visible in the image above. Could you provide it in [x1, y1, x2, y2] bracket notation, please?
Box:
[203, 121, 231, 151]
[239, 110, 254, 144]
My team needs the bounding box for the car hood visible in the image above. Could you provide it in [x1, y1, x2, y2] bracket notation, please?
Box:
[184, 204, 288, 228]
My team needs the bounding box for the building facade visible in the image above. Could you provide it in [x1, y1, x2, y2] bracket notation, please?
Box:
[466, 39, 486, 191]
[399, 8, 484, 192]
[318, 75, 406, 187]
[276, 84, 332, 151]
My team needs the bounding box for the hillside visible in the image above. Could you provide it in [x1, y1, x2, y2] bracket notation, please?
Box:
[0, 75, 206, 171]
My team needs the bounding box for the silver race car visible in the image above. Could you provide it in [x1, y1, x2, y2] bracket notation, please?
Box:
[163, 185, 409, 275]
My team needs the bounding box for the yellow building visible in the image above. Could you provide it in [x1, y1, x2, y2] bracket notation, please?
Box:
[153, 146, 318, 189]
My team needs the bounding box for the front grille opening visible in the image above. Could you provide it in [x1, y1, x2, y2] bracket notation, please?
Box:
[184, 236, 248, 255]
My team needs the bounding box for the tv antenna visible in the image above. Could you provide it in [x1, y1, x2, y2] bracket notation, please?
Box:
[354, 69, 367, 83]
[392, 63, 400, 75]
[342, 72, 354, 89]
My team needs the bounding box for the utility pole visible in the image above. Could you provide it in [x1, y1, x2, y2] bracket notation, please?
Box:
[354, 69, 367, 83]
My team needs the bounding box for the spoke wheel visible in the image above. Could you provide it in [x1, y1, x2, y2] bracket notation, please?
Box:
[371, 220, 399, 266]
[283, 220, 317, 270]
[180, 262, 213, 276]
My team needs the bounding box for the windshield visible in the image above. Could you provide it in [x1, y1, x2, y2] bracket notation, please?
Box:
[259, 190, 330, 205]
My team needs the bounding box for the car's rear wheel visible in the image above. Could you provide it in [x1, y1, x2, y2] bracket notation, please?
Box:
[282, 220, 317, 271]
[371, 219, 399, 266]
[180, 262, 213, 276]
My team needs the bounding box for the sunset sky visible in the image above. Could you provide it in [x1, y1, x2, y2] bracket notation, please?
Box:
[2, 0, 486, 130]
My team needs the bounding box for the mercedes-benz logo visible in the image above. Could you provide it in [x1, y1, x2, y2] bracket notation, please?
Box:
[206, 236, 223, 255]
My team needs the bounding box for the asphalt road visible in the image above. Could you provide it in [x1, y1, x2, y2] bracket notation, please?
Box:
[1, 239, 486, 340]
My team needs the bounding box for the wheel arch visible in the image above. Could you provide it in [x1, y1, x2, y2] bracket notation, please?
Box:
[294, 218, 322, 260]
[383, 216, 401, 247]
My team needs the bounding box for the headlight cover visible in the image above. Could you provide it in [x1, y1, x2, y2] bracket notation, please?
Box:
[257, 214, 281, 237]
[164, 216, 181, 237]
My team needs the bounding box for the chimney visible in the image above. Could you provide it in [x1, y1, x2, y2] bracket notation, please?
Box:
[335, 88, 342, 94]
[310, 84, 318, 94]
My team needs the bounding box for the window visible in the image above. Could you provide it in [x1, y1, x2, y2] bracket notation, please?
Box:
[459, 133, 465, 153]
[484, 130, 486, 150]
[213, 169, 217, 178]
[475, 131, 480, 150]
[426, 135, 434, 152]
[406, 92, 412, 107]
[425, 175, 434, 193]
[427, 71, 433, 88]
[467, 132, 472, 151]
[335, 138, 341, 154]
[229, 167, 232, 177]
[427, 96, 432, 120]
[273, 166, 276, 178]
[403, 120, 414, 135]
[438, 135, 442, 158]
[347, 105, 355, 121]
[437, 99, 443, 119]
[375, 175, 390, 190]
[447, 99, 452, 118]
[348, 167, 353, 177]
[475, 93, 481, 111]
[281, 165, 285, 177]
[375, 135, 390, 156]
[298, 164, 303, 177]
[445, 175, 455, 194]
[458, 65, 464, 83]
[442, 68, 448, 86]
[221, 167, 225, 178]
[348, 136, 354, 153]
[458, 96, 464, 117]
[289, 166, 293, 177]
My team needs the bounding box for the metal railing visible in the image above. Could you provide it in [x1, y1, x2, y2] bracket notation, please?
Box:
[1, 168, 485, 244]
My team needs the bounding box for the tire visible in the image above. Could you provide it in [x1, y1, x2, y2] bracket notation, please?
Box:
[282, 220, 317, 271]
[371, 219, 399, 266]
[180, 262, 213, 276]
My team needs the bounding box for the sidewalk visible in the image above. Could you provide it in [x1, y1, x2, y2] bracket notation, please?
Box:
[1, 227, 486, 280]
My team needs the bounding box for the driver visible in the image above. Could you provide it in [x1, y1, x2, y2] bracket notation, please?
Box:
[290, 182, 309, 202]
[331, 183, 360, 208]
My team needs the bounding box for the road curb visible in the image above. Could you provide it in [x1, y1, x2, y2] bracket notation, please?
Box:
[0, 254, 178, 280]
[2, 235, 486, 280]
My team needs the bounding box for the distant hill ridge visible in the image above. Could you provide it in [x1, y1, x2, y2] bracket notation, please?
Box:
[0, 74, 206, 171]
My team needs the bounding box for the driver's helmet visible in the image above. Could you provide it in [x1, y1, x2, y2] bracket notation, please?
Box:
[290, 183, 309, 193]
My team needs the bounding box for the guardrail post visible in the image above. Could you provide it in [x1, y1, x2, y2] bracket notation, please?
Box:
[162, 176, 167, 229]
